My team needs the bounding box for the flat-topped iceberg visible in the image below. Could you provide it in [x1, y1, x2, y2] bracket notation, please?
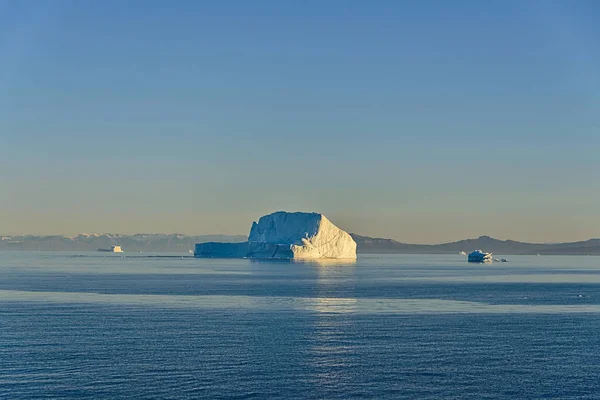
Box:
[467, 250, 493, 263]
[195, 211, 357, 259]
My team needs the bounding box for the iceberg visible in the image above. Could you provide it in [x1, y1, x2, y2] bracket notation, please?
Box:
[195, 211, 357, 259]
[468, 250, 493, 263]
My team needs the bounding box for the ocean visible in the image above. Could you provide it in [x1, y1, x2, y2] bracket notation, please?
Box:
[1, 252, 600, 399]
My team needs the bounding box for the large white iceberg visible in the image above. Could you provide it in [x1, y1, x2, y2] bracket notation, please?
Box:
[195, 211, 357, 259]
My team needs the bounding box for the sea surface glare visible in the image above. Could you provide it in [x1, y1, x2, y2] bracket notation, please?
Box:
[1, 252, 600, 399]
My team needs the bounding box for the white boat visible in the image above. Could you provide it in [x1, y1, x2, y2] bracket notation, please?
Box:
[468, 250, 492, 263]
[459, 251, 467, 256]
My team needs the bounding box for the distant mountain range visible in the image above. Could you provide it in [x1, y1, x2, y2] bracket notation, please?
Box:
[2, 233, 600, 255]
[0, 234, 246, 252]
[350, 234, 600, 256]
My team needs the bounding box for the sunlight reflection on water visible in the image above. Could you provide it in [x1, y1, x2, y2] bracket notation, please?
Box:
[2, 290, 600, 314]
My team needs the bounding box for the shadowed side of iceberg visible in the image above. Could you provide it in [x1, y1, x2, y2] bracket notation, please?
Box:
[468, 249, 493, 263]
[246, 242, 295, 259]
[194, 242, 249, 258]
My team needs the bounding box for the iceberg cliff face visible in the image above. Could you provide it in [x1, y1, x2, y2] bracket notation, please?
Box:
[248, 212, 321, 245]
[195, 211, 357, 259]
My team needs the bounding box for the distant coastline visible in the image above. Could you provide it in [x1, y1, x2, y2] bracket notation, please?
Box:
[350, 234, 600, 256]
[0, 234, 246, 253]
[2, 233, 600, 255]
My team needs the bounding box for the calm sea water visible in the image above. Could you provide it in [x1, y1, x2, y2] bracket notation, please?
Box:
[1, 252, 600, 399]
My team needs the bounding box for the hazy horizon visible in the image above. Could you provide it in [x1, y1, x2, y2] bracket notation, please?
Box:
[3, 220, 600, 246]
[2, 1, 600, 243]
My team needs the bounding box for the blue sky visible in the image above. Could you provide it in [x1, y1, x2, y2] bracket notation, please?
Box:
[1, 0, 599, 243]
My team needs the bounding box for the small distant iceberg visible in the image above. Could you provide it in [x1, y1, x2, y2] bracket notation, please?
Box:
[98, 245, 123, 253]
[468, 250, 492, 263]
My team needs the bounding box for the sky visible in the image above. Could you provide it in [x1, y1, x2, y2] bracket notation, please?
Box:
[1, 0, 599, 244]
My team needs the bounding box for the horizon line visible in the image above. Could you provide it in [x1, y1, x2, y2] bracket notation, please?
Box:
[3, 232, 600, 246]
